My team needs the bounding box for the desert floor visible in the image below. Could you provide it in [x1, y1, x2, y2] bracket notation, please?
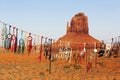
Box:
[0, 49, 120, 80]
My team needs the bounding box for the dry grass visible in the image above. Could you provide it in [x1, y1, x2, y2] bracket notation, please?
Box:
[0, 48, 120, 80]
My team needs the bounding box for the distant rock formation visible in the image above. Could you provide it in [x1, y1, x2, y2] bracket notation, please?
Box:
[53, 12, 100, 50]
[66, 12, 88, 34]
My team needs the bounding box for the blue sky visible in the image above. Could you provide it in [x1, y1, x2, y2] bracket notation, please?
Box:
[0, 0, 120, 42]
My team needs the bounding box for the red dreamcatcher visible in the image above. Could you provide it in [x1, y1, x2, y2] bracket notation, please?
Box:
[27, 33, 32, 55]
[11, 27, 16, 52]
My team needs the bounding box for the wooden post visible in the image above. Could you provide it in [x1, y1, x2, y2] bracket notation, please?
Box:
[86, 43, 88, 73]
[87, 43, 90, 72]
[94, 42, 97, 71]
[49, 39, 52, 74]
[86, 43, 92, 72]
[14, 28, 18, 53]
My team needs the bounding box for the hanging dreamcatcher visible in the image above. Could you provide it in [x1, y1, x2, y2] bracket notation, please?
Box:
[11, 27, 16, 52]
[18, 30, 25, 54]
[6, 25, 12, 50]
[1, 23, 5, 48]
[44, 37, 49, 59]
[48, 39, 52, 60]
[3, 24, 8, 49]
[27, 33, 32, 55]
[14, 28, 18, 53]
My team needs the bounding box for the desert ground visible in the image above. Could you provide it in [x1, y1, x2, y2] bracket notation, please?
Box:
[0, 48, 120, 80]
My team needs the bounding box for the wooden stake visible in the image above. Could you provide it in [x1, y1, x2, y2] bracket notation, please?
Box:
[86, 43, 88, 73]
[94, 42, 98, 72]
[49, 39, 52, 74]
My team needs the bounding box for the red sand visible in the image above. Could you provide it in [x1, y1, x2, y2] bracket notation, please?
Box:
[0, 49, 120, 80]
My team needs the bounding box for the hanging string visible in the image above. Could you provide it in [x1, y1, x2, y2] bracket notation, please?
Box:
[59, 40, 101, 45]
[0, 20, 55, 55]
[37, 35, 40, 46]
[39, 36, 44, 61]
[24, 31, 28, 49]
[0, 20, 118, 47]
[33, 34, 36, 54]
[36, 35, 40, 53]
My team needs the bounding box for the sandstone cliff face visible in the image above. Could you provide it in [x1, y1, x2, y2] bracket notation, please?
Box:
[67, 13, 88, 34]
[54, 12, 100, 50]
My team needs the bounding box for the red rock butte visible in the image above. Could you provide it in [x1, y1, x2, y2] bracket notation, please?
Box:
[53, 12, 100, 50]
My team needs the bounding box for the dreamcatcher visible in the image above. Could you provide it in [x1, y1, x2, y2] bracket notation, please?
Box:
[6, 25, 12, 50]
[18, 30, 25, 54]
[11, 27, 16, 52]
[27, 33, 32, 55]
[3, 24, 8, 49]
